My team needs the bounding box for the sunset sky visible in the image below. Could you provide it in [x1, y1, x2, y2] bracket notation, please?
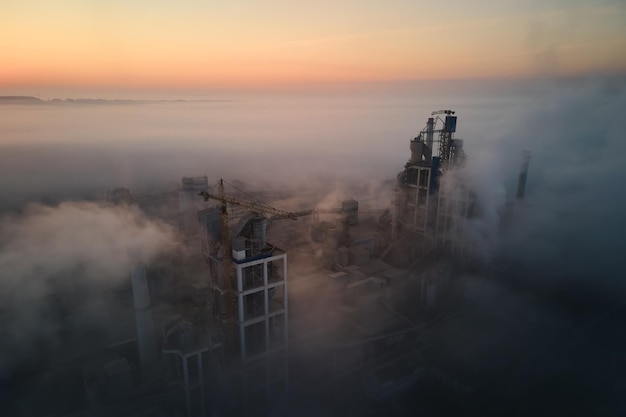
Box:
[2, 0, 625, 92]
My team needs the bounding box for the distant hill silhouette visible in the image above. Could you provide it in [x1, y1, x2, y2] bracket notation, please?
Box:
[0, 96, 45, 104]
[0, 95, 233, 105]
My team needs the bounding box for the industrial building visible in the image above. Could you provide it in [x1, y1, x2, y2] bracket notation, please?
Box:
[391, 110, 474, 260]
[3, 110, 533, 417]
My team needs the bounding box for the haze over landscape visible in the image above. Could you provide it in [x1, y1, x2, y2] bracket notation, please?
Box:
[2, 1, 626, 416]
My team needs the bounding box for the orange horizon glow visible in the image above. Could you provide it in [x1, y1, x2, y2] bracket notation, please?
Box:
[2, 1, 625, 91]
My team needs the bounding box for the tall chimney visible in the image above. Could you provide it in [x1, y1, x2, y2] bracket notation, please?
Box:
[131, 264, 158, 379]
[516, 151, 531, 202]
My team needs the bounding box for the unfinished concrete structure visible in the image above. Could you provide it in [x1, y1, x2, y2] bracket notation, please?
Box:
[198, 183, 290, 415]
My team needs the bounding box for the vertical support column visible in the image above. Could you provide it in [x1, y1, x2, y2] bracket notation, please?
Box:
[264, 259, 270, 354]
[424, 168, 431, 233]
[413, 169, 421, 228]
[240, 323, 246, 361]
[435, 181, 444, 245]
[197, 352, 206, 417]
[236, 265, 243, 295]
[283, 253, 289, 391]
[283, 254, 288, 348]
[237, 265, 244, 324]
[237, 263, 246, 361]
[183, 355, 191, 417]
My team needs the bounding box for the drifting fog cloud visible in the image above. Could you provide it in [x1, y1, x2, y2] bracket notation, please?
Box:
[423, 77, 626, 415]
[466, 77, 626, 293]
[417, 77, 624, 276]
[0, 202, 174, 372]
[0, 77, 624, 414]
[2, 77, 624, 287]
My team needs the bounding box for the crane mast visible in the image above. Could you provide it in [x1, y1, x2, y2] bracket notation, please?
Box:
[215, 179, 236, 348]
[198, 179, 303, 351]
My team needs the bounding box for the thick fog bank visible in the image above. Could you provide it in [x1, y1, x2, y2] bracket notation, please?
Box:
[0, 202, 174, 373]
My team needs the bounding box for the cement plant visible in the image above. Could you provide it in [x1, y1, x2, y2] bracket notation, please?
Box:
[3, 110, 538, 416]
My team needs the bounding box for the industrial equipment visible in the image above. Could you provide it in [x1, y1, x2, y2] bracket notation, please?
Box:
[198, 180, 289, 350]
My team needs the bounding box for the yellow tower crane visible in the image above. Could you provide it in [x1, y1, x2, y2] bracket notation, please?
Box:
[197, 179, 310, 351]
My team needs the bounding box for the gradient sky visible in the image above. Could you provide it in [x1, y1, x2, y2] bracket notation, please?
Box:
[2, 0, 625, 90]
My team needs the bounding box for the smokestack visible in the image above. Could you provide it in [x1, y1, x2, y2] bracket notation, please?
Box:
[131, 264, 158, 379]
[516, 150, 531, 201]
[131, 264, 151, 310]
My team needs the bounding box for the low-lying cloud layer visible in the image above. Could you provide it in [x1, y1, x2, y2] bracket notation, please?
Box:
[0, 202, 174, 372]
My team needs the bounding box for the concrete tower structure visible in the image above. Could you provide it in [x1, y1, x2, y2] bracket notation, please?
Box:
[201, 208, 289, 414]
